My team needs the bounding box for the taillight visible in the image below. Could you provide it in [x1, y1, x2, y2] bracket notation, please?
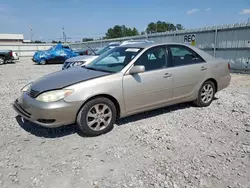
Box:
[10, 51, 13, 56]
[228, 62, 230, 70]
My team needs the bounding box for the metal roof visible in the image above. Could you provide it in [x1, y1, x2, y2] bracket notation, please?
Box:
[0, 34, 24, 40]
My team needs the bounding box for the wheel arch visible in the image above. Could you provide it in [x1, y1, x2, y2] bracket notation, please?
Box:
[76, 94, 121, 121]
[204, 78, 218, 93]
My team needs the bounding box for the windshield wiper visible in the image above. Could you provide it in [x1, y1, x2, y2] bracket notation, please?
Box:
[82, 65, 98, 71]
[82, 65, 114, 73]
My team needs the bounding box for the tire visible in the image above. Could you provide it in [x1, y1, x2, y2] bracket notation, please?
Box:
[194, 80, 215, 107]
[0, 56, 5, 65]
[76, 97, 117, 137]
[39, 59, 46, 65]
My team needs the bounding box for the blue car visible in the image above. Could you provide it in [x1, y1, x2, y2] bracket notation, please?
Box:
[32, 43, 79, 65]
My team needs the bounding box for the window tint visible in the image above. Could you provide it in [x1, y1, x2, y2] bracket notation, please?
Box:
[134, 46, 167, 71]
[168, 45, 204, 67]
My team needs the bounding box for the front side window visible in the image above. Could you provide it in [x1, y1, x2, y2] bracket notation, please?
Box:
[134, 46, 167, 71]
[168, 45, 205, 67]
[85, 47, 143, 73]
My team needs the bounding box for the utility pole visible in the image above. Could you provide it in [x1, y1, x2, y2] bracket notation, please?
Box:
[62, 27, 66, 43]
[30, 25, 33, 42]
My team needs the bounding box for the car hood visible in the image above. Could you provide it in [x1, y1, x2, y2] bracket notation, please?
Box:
[30, 66, 111, 92]
[66, 55, 98, 62]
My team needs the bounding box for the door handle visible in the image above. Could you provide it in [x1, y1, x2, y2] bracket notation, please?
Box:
[201, 66, 207, 71]
[163, 73, 172, 78]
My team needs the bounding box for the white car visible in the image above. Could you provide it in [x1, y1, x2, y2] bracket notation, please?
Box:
[62, 40, 154, 70]
[12, 52, 19, 61]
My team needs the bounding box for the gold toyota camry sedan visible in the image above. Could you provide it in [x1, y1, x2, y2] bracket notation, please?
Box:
[13, 42, 231, 136]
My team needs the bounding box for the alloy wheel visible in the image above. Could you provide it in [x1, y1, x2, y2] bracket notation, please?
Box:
[40, 60, 46, 65]
[86, 103, 112, 131]
[201, 83, 214, 104]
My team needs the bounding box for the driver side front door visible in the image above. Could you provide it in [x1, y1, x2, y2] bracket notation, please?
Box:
[123, 45, 173, 114]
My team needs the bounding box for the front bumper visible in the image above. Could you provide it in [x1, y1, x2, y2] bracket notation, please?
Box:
[12, 92, 82, 128]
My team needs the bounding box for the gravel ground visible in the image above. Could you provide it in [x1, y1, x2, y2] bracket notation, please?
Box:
[0, 58, 250, 188]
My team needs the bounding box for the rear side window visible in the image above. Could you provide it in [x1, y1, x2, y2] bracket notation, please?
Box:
[168, 45, 205, 67]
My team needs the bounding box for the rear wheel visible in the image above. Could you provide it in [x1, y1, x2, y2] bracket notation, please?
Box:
[194, 80, 215, 107]
[0, 56, 5, 65]
[76, 97, 117, 137]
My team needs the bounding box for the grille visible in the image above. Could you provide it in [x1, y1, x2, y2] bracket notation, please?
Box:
[29, 89, 40, 98]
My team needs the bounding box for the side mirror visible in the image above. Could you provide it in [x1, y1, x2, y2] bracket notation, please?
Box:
[129, 65, 145, 74]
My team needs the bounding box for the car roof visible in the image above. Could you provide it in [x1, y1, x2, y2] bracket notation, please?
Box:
[119, 42, 155, 48]
[120, 42, 192, 48]
[120, 42, 216, 61]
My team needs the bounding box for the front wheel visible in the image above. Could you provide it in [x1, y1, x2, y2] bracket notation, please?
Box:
[76, 97, 117, 137]
[194, 80, 215, 107]
[39, 59, 47, 65]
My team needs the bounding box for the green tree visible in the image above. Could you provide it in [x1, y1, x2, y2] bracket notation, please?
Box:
[82, 38, 94, 42]
[141, 31, 146, 35]
[146, 21, 184, 33]
[105, 25, 139, 39]
[146, 22, 157, 34]
[34, 40, 43, 43]
[176, 24, 184, 30]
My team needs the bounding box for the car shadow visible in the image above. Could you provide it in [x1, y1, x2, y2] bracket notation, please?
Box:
[213, 96, 219, 100]
[0, 61, 17, 65]
[16, 99, 217, 138]
[116, 102, 193, 126]
[117, 96, 220, 126]
[33, 62, 64, 65]
[15, 116, 78, 138]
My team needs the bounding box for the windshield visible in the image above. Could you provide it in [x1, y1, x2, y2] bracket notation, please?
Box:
[95, 45, 119, 55]
[85, 46, 143, 73]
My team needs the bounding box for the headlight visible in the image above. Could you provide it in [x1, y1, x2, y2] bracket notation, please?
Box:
[74, 61, 84, 66]
[21, 82, 33, 92]
[36, 89, 74, 102]
[67, 61, 84, 67]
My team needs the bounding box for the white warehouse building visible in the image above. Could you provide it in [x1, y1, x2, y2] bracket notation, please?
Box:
[0, 33, 24, 44]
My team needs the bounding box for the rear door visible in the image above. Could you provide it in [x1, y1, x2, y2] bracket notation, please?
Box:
[166, 44, 208, 100]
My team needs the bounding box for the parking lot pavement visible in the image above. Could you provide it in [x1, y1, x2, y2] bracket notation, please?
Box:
[0, 58, 250, 188]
